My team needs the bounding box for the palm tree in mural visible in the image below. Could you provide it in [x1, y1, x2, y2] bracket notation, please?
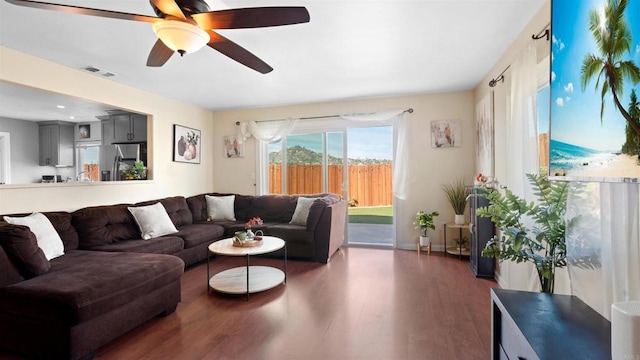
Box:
[580, 0, 640, 136]
[621, 90, 640, 155]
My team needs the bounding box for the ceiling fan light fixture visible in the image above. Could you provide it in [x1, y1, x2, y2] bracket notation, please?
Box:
[152, 20, 209, 56]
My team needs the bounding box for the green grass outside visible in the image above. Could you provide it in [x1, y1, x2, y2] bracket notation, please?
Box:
[348, 206, 393, 224]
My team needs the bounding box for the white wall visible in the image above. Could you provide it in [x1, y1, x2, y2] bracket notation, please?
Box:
[0, 47, 215, 213]
[473, 0, 572, 293]
[211, 91, 476, 250]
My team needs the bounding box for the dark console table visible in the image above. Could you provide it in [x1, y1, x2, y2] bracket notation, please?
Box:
[491, 288, 611, 360]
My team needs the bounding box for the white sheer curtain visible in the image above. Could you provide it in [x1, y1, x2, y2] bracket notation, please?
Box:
[237, 118, 298, 144]
[340, 109, 410, 200]
[507, 40, 539, 198]
[566, 182, 640, 319]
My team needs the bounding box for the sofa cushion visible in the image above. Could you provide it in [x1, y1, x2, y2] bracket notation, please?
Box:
[205, 195, 236, 221]
[137, 196, 193, 228]
[0, 244, 25, 287]
[128, 202, 179, 240]
[289, 197, 315, 226]
[0, 212, 79, 251]
[174, 223, 224, 249]
[306, 194, 341, 231]
[0, 223, 50, 277]
[186, 193, 253, 222]
[72, 204, 139, 248]
[4, 213, 65, 260]
[248, 195, 298, 222]
[84, 236, 184, 255]
[0, 250, 184, 325]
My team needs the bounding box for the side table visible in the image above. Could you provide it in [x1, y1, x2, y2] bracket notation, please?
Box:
[443, 222, 470, 259]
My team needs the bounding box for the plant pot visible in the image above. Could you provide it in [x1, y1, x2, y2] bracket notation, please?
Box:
[419, 236, 431, 247]
[454, 214, 465, 225]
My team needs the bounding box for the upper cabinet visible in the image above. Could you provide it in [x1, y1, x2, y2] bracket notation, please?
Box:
[39, 122, 74, 167]
[99, 112, 147, 144]
[113, 114, 147, 143]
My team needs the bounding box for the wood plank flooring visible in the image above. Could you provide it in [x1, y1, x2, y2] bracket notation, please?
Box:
[93, 248, 498, 360]
[0, 248, 498, 359]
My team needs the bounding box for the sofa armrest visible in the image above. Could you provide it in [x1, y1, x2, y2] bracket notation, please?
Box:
[313, 199, 347, 263]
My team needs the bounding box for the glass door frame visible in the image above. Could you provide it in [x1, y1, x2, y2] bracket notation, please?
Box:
[255, 117, 397, 247]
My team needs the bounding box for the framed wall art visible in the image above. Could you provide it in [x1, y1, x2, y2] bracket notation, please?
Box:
[431, 119, 461, 148]
[476, 92, 494, 176]
[78, 124, 90, 139]
[173, 124, 201, 164]
[224, 135, 244, 158]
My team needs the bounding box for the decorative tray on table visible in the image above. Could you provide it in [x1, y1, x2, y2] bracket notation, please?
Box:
[232, 236, 263, 248]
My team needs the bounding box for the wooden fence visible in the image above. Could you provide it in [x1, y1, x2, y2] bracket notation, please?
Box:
[269, 164, 393, 206]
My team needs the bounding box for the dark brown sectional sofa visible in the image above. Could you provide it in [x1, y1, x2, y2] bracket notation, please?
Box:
[0, 192, 346, 360]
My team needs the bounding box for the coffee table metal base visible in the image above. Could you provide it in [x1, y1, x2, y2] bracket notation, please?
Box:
[209, 266, 285, 294]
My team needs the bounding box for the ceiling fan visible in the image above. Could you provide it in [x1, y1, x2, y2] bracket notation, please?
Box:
[4, 0, 310, 73]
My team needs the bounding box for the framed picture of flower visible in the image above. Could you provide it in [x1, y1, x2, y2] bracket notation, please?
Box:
[224, 135, 244, 158]
[431, 119, 461, 148]
[173, 124, 201, 164]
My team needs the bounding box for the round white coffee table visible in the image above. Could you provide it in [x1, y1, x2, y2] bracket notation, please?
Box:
[207, 236, 286, 300]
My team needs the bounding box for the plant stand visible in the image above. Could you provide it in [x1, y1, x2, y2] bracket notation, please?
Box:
[418, 236, 431, 255]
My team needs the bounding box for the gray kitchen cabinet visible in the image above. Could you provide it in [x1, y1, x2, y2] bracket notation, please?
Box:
[39, 123, 74, 167]
[113, 114, 147, 142]
[101, 119, 114, 145]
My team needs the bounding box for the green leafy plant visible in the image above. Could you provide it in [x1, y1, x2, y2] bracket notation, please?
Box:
[124, 161, 147, 180]
[475, 173, 569, 293]
[442, 178, 470, 215]
[414, 210, 439, 237]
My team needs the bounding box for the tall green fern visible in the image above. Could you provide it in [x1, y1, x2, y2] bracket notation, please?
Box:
[475, 173, 568, 293]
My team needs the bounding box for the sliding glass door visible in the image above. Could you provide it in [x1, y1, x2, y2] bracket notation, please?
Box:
[262, 124, 394, 247]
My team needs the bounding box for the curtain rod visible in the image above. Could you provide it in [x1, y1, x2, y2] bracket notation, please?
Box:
[235, 108, 414, 125]
[488, 22, 550, 88]
[532, 22, 551, 41]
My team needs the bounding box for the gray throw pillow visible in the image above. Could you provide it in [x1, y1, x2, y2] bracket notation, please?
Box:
[128, 202, 179, 240]
[205, 195, 236, 221]
[289, 197, 315, 226]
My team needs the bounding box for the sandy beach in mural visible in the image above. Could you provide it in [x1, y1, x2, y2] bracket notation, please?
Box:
[569, 154, 640, 179]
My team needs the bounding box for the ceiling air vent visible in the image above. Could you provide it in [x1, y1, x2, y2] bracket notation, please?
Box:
[81, 66, 116, 78]
[83, 66, 100, 73]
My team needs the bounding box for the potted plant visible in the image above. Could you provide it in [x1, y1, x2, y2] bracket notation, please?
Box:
[442, 178, 470, 224]
[414, 210, 439, 247]
[123, 161, 147, 180]
[474, 173, 569, 293]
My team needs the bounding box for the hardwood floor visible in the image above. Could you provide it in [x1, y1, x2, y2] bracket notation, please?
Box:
[93, 248, 498, 360]
[0, 248, 497, 359]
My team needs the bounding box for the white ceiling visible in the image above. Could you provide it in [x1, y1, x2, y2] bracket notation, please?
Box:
[0, 0, 545, 118]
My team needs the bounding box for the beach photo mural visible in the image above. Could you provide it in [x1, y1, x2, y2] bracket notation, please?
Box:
[550, 0, 640, 180]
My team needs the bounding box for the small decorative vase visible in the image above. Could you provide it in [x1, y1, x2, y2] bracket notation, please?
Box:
[245, 229, 255, 241]
[419, 236, 430, 247]
[454, 214, 465, 225]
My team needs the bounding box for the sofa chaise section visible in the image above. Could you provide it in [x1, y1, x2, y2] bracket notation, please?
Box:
[0, 217, 184, 360]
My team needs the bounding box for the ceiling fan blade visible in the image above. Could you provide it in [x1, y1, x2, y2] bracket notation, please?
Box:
[193, 7, 310, 30]
[5, 0, 159, 23]
[206, 31, 273, 74]
[147, 39, 174, 67]
[150, 0, 186, 20]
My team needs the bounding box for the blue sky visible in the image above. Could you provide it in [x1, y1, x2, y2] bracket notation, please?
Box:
[550, 0, 640, 151]
[270, 126, 393, 160]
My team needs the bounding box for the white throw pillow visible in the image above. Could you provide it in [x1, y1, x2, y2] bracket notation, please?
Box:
[4, 212, 65, 260]
[128, 202, 178, 240]
[289, 197, 315, 226]
[205, 195, 236, 221]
